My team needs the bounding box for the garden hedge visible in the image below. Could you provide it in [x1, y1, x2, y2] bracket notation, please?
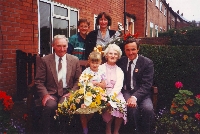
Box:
[139, 45, 200, 111]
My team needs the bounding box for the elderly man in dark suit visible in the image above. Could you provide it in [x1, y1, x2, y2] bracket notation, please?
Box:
[117, 37, 155, 134]
[34, 35, 81, 133]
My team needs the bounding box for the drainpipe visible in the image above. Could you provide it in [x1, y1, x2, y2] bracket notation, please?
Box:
[124, 0, 126, 34]
[145, 0, 147, 37]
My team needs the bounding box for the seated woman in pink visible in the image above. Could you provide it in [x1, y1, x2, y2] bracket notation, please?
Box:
[99, 44, 127, 134]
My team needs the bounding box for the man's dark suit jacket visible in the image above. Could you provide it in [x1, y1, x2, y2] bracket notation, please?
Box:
[34, 53, 81, 99]
[117, 55, 154, 103]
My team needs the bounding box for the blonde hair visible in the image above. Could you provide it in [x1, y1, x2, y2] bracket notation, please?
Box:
[104, 44, 122, 59]
[88, 51, 102, 62]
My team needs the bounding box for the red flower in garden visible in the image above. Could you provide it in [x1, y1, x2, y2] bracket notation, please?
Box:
[23, 113, 28, 120]
[195, 113, 200, 120]
[0, 90, 14, 111]
[186, 99, 194, 106]
[175, 81, 183, 89]
[0, 91, 7, 99]
[195, 94, 200, 99]
[183, 105, 188, 111]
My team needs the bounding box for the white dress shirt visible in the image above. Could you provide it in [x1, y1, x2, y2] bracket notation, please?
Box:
[55, 54, 67, 88]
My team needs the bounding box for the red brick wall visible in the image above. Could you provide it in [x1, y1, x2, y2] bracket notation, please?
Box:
[126, 0, 146, 37]
[176, 21, 190, 29]
[0, 0, 38, 95]
[57, 0, 124, 31]
[126, 0, 167, 37]
[168, 10, 176, 29]
[146, 0, 167, 36]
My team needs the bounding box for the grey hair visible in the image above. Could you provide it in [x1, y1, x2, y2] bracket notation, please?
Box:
[52, 35, 68, 45]
[103, 43, 122, 59]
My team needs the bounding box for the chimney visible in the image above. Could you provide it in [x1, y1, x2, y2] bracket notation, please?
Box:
[181, 13, 183, 16]
[177, 10, 179, 14]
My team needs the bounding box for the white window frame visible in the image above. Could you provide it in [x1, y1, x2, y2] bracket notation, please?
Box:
[156, 0, 159, 8]
[38, 0, 79, 54]
[126, 18, 129, 31]
[94, 14, 98, 30]
[160, 27, 162, 32]
[160, 2, 162, 12]
[150, 22, 154, 37]
[155, 25, 158, 37]
[164, 8, 167, 16]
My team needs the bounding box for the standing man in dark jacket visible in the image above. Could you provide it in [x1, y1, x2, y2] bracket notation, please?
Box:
[117, 37, 155, 134]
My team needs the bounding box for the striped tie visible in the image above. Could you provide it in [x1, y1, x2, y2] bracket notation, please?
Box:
[58, 57, 63, 96]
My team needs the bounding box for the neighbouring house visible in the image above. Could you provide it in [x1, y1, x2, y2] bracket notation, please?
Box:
[125, 0, 168, 37]
[125, 0, 190, 37]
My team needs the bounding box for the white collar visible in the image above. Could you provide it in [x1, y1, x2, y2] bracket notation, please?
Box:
[55, 53, 66, 61]
[128, 54, 138, 65]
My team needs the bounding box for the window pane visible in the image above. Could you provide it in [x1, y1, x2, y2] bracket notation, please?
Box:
[39, 1, 51, 55]
[53, 18, 69, 38]
[54, 5, 68, 17]
[70, 10, 78, 36]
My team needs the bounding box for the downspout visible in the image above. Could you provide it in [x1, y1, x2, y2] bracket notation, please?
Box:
[124, 0, 126, 34]
[145, 0, 147, 37]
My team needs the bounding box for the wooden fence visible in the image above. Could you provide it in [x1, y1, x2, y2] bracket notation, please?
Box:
[16, 50, 37, 101]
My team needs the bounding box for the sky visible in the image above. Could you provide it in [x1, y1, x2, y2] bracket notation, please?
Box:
[166, 0, 200, 22]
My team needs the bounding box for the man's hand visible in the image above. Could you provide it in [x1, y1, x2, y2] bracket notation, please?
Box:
[42, 94, 55, 106]
[127, 97, 137, 108]
[63, 93, 70, 98]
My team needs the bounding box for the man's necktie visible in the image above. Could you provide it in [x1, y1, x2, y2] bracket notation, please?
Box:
[126, 60, 133, 90]
[58, 57, 63, 96]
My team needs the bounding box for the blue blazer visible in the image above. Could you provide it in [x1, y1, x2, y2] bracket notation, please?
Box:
[117, 55, 154, 103]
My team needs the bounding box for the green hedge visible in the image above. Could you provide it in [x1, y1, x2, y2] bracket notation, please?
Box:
[158, 27, 200, 46]
[139, 45, 200, 111]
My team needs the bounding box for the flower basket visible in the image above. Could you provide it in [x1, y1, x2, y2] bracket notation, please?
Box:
[57, 73, 110, 115]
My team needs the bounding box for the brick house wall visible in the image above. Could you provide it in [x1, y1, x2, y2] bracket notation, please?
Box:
[126, 0, 146, 37]
[126, 0, 167, 37]
[0, 0, 124, 95]
[0, 0, 38, 95]
[56, 0, 124, 31]
[167, 7, 176, 30]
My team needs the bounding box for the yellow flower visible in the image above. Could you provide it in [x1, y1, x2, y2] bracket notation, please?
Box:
[63, 101, 68, 108]
[78, 88, 84, 94]
[183, 115, 188, 120]
[96, 94, 101, 105]
[90, 102, 97, 108]
[86, 92, 92, 96]
[70, 103, 76, 110]
[58, 103, 62, 108]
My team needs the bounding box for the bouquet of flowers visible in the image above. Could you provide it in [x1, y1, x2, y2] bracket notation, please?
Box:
[57, 73, 110, 115]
